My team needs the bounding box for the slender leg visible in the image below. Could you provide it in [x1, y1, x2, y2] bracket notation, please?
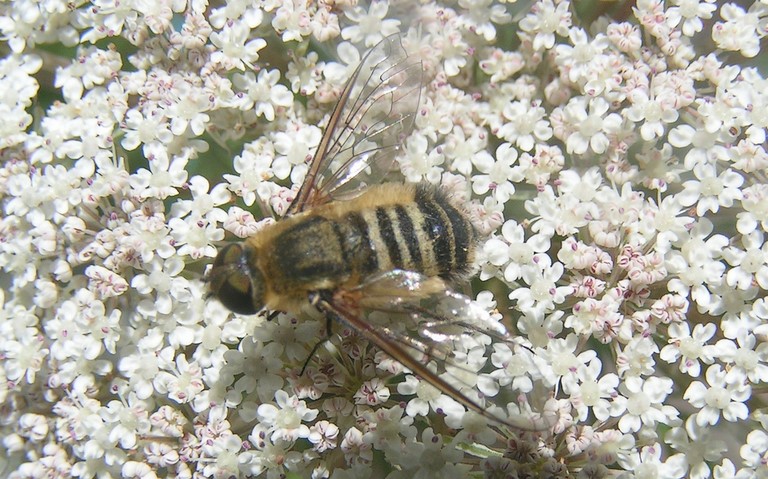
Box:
[299, 314, 334, 375]
[300, 291, 335, 375]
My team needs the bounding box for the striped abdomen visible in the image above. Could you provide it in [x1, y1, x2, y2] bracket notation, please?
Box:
[345, 184, 476, 281]
[267, 183, 476, 300]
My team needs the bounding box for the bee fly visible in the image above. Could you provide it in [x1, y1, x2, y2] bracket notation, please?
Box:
[209, 34, 546, 430]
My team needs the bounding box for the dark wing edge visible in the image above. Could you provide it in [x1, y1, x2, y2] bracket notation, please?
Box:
[287, 33, 423, 215]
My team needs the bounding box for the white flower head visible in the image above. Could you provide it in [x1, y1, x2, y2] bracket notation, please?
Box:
[4, 1, 768, 477]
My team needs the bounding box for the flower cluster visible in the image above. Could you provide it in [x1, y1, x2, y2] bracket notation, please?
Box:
[2, 0, 768, 478]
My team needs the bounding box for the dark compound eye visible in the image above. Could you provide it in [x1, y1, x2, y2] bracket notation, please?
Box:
[213, 243, 245, 267]
[209, 243, 264, 315]
[216, 280, 259, 315]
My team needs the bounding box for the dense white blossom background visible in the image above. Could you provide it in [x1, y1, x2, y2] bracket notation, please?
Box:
[2, 0, 768, 478]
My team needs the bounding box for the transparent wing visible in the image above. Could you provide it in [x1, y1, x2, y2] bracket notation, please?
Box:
[353, 270, 510, 345]
[315, 270, 554, 431]
[287, 33, 423, 215]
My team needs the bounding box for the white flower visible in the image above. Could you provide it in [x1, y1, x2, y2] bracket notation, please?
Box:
[717, 286, 762, 341]
[98, 396, 151, 450]
[121, 109, 173, 151]
[18, 413, 49, 442]
[555, 28, 610, 84]
[519, 0, 572, 50]
[614, 376, 679, 433]
[723, 230, 768, 290]
[122, 461, 158, 479]
[478, 47, 524, 84]
[131, 256, 191, 315]
[626, 88, 680, 141]
[457, 0, 510, 42]
[309, 5, 340, 42]
[353, 378, 390, 406]
[443, 125, 488, 175]
[129, 144, 189, 200]
[618, 443, 687, 479]
[471, 142, 522, 203]
[660, 322, 718, 377]
[271, 123, 322, 181]
[538, 334, 596, 389]
[170, 175, 230, 222]
[3, 332, 49, 384]
[0, 54, 42, 148]
[224, 138, 277, 207]
[479, 218, 549, 282]
[322, 41, 361, 89]
[396, 375, 465, 422]
[508, 255, 571, 316]
[518, 143, 565, 187]
[286, 50, 322, 95]
[307, 420, 339, 453]
[341, 1, 401, 47]
[711, 3, 761, 58]
[676, 163, 744, 216]
[272, 0, 312, 42]
[647, 195, 694, 247]
[361, 405, 416, 452]
[395, 428, 471, 477]
[118, 349, 161, 400]
[243, 426, 305, 477]
[486, 342, 540, 395]
[666, 417, 728, 479]
[741, 430, 768, 475]
[398, 132, 444, 183]
[13, 443, 73, 477]
[209, 19, 267, 70]
[256, 390, 318, 442]
[497, 100, 553, 151]
[54, 46, 122, 101]
[164, 83, 211, 136]
[715, 334, 768, 384]
[565, 357, 622, 421]
[85, 265, 128, 298]
[684, 364, 751, 426]
[666, 0, 716, 37]
[153, 353, 205, 404]
[168, 216, 223, 259]
[431, 28, 471, 77]
[666, 218, 728, 309]
[616, 337, 660, 378]
[556, 96, 623, 155]
[232, 69, 293, 121]
[222, 206, 263, 238]
[340, 427, 372, 466]
[200, 432, 245, 479]
[4, 1, 768, 477]
[738, 184, 768, 235]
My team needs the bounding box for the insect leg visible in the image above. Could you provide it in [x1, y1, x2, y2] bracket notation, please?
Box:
[299, 291, 336, 375]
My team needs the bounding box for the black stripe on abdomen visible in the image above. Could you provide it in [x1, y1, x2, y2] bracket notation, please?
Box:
[375, 207, 403, 268]
[395, 204, 422, 271]
[414, 185, 476, 279]
[415, 193, 455, 274]
[441, 202, 471, 269]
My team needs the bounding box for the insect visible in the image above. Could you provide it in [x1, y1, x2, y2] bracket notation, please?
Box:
[208, 34, 547, 429]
